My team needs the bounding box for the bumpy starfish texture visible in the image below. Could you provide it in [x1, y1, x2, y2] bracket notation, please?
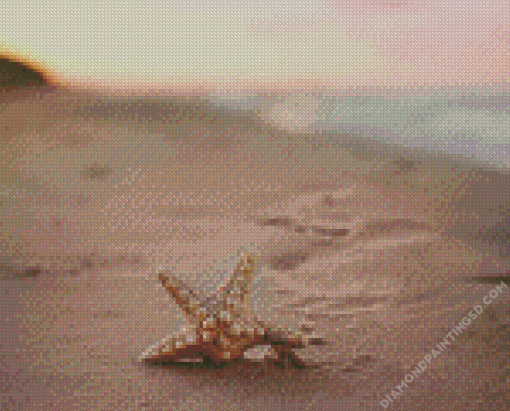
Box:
[140, 253, 324, 367]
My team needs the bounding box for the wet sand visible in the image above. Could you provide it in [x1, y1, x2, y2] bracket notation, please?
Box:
[1, 86, 508, 410]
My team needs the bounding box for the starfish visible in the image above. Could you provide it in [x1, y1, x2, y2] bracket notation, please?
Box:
[140, 253, 325, 368]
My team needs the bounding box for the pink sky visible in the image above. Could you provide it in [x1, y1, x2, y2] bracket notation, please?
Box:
[322, 0, 509, 87]
[0, 0, 508, 92]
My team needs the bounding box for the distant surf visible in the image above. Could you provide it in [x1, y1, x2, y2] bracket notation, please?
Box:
[210, 87, 510, 170]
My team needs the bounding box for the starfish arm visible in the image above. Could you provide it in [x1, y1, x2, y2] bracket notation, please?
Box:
[261, 323, 326, 348]
[139, 326, 203, 362]
[158, 269, 207, 321]
[220, 253, 256, 311]
[264, 327, 308, 348]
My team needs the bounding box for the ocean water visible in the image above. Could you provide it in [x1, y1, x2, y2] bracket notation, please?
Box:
[211, 87, 510, 170]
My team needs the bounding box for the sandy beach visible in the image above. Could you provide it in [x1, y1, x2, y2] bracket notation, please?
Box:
[1, 84, 508, 410]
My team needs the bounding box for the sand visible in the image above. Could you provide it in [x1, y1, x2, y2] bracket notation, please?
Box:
[1, 86, 508, 410]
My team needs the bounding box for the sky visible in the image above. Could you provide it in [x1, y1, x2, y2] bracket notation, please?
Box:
[0, 0, 508, 93]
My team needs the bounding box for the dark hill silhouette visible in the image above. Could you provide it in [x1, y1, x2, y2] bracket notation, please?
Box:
[0, 56, 47, 89]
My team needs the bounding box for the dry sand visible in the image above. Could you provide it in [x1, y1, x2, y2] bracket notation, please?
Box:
[1, 86, 508, 410]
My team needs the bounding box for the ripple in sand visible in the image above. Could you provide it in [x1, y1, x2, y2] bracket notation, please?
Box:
[80, 164, 112, 181]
